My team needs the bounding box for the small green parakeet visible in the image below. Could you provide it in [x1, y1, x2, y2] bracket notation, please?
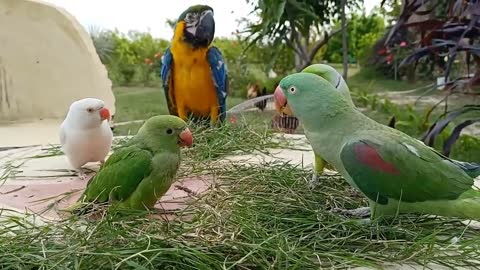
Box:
[274, 72, 480, 220]
[300, 64, 351, 188]
[302, 64, 480, 187]
[74, 115, 193, 212]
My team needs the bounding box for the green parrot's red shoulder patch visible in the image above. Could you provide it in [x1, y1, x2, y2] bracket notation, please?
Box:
[354, 142, 400, 175]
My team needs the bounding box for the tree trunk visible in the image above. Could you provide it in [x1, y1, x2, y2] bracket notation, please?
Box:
[294, 53, 305, 72]
[294, 43, 309, 71]
[341, 0, 348, 79]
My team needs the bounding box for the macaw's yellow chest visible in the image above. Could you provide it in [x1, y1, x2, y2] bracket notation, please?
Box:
[171, 45, 217, 117]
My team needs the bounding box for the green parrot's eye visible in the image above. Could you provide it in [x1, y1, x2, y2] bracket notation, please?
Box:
[166, 128, 173, 135]
[288, 86, 297, 94]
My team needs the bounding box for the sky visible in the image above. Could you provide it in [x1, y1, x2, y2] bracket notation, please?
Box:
[43, 0, 382, 40]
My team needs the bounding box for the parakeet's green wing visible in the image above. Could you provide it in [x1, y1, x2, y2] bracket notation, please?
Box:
[340, 134, 474, 205]
[82, 146, 153, 203]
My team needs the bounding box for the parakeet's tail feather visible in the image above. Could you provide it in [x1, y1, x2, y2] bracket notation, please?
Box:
[451, 160, 480, 178]
[63, 200, 108, 216]
[373, 189, 480, 221]
[455, 189, 480, 220]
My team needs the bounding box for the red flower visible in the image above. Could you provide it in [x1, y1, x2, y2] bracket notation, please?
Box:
[154, 52, 162, 59]
[144, 58, 152, 64]
[378, 48, 387, 56]
[386, 54, 393, 64]
[400, 41, 407, 47]
[229, 116, 237, 124]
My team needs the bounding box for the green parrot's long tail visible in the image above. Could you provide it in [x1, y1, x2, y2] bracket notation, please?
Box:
[449, 160, 480, 178]
[454, 189, 480, 220]
[372, 188, 480, 221]
[63, 200, 108, 216]
[63, 202, 88, 216]
[413, 189, 480, 220]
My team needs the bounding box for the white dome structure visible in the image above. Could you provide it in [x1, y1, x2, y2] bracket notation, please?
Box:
[0, 0, 115, 122]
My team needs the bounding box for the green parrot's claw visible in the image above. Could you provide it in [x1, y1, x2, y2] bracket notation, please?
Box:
[333, 207, 371, 218]
[309, 173, 321, 189]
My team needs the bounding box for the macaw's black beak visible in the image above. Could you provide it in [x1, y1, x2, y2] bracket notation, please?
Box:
[195, 12, 215, 46]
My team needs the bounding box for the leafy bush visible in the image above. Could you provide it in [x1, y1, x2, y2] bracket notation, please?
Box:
[380, 0, 480, 157]
[213, 37, 293, 97]
[324, 12, 386, 65]
[89, 28, 168, 87]
[89, 27, 292, 96]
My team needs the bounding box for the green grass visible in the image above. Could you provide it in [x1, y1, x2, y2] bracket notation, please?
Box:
[346, 67, 429, 93]
[113, 87, 169, 123]
[328, 63, 361, 79]
[327, 63, 427, 92]
[1, 123, 480, 269]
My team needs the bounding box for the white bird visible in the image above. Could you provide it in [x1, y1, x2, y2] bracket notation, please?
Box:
[59, 98, 113, 179]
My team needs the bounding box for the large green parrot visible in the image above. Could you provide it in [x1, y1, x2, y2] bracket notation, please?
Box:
[274, 72, 480, 220]
[74, 115, 193, 212]
[303, 64, 480, 190]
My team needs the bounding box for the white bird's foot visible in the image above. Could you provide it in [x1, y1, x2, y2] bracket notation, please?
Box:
[77, 168, 87, 180]
[309, 172, 321, 189]
[333, 207, 371, 218]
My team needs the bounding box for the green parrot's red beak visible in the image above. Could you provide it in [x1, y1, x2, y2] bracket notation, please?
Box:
[274, 86, 293, 116]
[179, 128, 193, 147]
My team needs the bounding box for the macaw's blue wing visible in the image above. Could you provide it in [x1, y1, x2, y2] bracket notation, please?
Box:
[160, 46, 177, 116]
[207, 46, 228, 122]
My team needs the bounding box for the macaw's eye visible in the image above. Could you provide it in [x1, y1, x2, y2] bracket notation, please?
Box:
[289, 86, 297, 94]
[186, 13, 193, 22]
[87, 108, 94, 113]
[166, 128, 173, 135]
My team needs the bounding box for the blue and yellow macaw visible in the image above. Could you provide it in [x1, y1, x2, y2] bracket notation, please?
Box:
[161, 5, 228, 124]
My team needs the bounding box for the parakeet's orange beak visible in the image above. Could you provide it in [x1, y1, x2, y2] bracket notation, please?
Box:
[178, 128, 193, 147]
[99, 107, 111, 122]
[274, 86, 293, 115]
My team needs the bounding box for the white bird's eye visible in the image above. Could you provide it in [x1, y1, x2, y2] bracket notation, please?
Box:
[288, 86, 297, 94]
[87, 108, 94, 113]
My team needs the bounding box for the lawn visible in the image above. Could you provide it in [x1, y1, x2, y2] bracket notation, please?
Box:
[328, 63, 428, 93]
[1, 77, 479, 269]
